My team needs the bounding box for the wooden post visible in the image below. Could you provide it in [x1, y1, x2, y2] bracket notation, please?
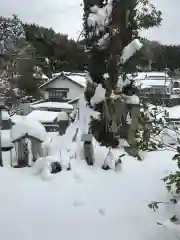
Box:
[82, 133, 94, 166]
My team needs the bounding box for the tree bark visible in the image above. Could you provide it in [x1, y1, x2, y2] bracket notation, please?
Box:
[83, 0, 137, 148]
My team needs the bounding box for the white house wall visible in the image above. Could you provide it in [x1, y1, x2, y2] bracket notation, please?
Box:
[40, 76, 84, 100]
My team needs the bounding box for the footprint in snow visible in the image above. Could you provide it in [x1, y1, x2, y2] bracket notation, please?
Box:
[74, 173, 83, 183]
[98, 208, 106, 216]
[73, 201, 84, 207]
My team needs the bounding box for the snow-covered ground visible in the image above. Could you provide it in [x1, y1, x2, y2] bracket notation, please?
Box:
[1, 98, 180, 239]
[0, 148, 179, 240]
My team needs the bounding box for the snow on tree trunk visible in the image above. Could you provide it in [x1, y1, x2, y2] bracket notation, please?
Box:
[83, 0, 143, 163]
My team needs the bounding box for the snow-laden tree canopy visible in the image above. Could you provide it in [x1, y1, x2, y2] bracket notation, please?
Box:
[0, 15, 26, 91]
[0, 15, 38, 109]
[82, 0, 162, 150]
[0, 15, 25, 56]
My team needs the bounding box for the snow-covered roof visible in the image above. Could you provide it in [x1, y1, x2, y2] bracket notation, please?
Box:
[39, 72, 86, 89]
[140, 79, 171, 87]
[31, 99, 45, 105]
[134, 71, 170, 80]
[39, 71, 170, 89]
[11, 118, 46, 142]
[26, 110, 60, 123]
[56, 112, 68, 121]
[133, 72, 172, 87]
[66, 74, 86, 88]
[166, 106, 180, 119]
[53, 72, 71, 78]
[30, 102, 73, 110]
[130, 71, 172, 88]
[68, 97, 80, 104]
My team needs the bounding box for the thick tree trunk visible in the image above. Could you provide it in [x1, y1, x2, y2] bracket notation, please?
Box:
[83, 0, 139, 165]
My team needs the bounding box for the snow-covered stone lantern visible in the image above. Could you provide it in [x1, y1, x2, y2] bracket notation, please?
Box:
[11, 118, 47, 167]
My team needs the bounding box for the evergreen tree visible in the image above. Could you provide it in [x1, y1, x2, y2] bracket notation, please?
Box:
[0, 15, 40, 111]
[24, 24, 88, 76]
[0, 15, 27, 102]
[17, 53, 38, 95]
[82, 0, 162, 153]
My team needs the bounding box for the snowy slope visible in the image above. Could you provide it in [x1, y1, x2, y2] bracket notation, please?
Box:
[0, 150, 178, 240]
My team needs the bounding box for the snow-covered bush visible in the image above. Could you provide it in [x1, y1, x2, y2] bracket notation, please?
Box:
[32, 148, 72, 181]
[32, 156, 53, 181]
[137, 103, 166, 151]
[147, 112, 180, 231]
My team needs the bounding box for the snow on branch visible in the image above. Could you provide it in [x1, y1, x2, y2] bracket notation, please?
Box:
[135, 0, 162, 29]
[87, 1, 113, 28]
[0, 15, 25, 56]
[119, 39, 143, 65]
[87, 0, 113, 36]
[91, 84, 106, 106]
[97, 33, 110, 49]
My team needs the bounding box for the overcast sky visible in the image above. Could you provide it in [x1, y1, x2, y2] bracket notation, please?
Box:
[0, 0, 179, 45]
